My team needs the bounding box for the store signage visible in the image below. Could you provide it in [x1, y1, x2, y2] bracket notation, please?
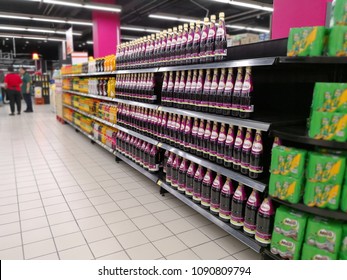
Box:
[66, 27, 74, 55]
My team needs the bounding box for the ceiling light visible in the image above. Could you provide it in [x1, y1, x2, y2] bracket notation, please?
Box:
[32, 17, 65, 23]
[0, 24, 82, 36]
[121, 35, 140, 41]
[43, 0, 83, 8]
[27, 28, 55, 34]
[67, 20, 93, 26]
[120, 26, 161, 33]
[0, 14, 30, 20]
[0, 26, 26, 31]
[210, 0, 230, 3]
[229, 1, 273, 12]
[226, 24, 270, 33]
[0, 33, 65, 42]
[86, 41, 94, 44]
[84, 4, 121, 13]
[148, 14, 198, 23]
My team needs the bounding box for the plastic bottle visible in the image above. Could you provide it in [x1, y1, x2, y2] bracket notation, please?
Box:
[240, 128, 253, 175]
[230, 183, 247, 229]
[186, 22, 195, 65]
[210, 173, 223, 215]
[161, 112, 168, 142]
[143, 143, 152, 169]
[177, 158, 189, 194]
[166, 152, 175, 183]
[178, 115, 186, 149]
[185, 162, 197, 198]
[215, 12, 227, 61]
[190, 117, 199, 154]
[202, 120, 212, 159]
[223, 125, 235, 168]
[163, 150, 170, 173]
[191, 20, 201, 65]
[201, 169, 214, 209]
[200, 17, 210, 64]
[165, 28, 173, 64]
[166, 71, 174, 107]
[195, 69, 205, 111]
[183, 70, 192, 109]
[174, 25, 183, 65]
[188, 69, 198, 110]
[172, 71, 181, 107]
[243, 190, 261, 236]
[193, 165, 205, 204]
[148, 145, 160, 173]
[206, 15, 217, 63]
[219, 178, 234, 222]
[170, 27, 178, 65]
[231, 67, 244, 117]
[255, 198, 275, 246]
[239, 67, 253, 119]
[159, 30, 167, 65]
[180, 23, 189, 63]
[196, 119, 206, 157]
[174, 115, 181, 147]
[249, 130, 263, 179]
[208, 68, 219, 113]
[232, 127, 245, 171]
[171, 155, 182, 189]
[177, 70, 186, 109]
[216, 123, 226, 165]
[209, 121, 219, 162]
[183, 116, 192, 152]
[201, 69, 212, 112]
[272, 136, 281, 149]
[222, 68, 234, 116]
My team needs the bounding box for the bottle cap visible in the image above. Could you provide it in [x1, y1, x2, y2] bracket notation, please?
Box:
[190, 22, 195, 28]
[178, 25, 183, 30]
[219, 12, 225, 18]
[168, 28, 173, 32]
[184, 23, 188, 29]
[204, 17, 209, 23]
[173, 27, 178, 32]
[196, 20, 200, 26]
[210, 15, 216, 21]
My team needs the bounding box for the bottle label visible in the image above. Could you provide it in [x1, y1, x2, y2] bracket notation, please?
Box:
[219, 209, 231, 218]
[252, 142, 263, 154]
[242, 81, 251, 92]
[225, 134, 234, 144]
[192, 126, 199, 134]
[194, 33, 201, 42]
[211, 82, 218, 90]
[218, 133, 226, 143]
[198, 127, 205, 136]
[179, 81, 185, 91]
[243, 139, 252, 151]
[216, 27, 225, 37]
[210, 131, 218, 140]
[181, 36, 187, 44]
[201, 31, 208, 40]
[249, 165, 263, 173]
[196, 81, 203, 90]
[184, 124, 191, 133]
[208, 29, 215, 38]
[235, 81, 243, 91]
[203, 174, 211, 184]
[234, 137, 243, 148]
[230, 215, 244, 225]
[244, 222, 256, 233]
[188, 34, 193, 43]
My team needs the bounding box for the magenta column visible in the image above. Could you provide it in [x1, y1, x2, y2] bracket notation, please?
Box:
[92, 0, 120, 57]
[272, 0, 332, 39]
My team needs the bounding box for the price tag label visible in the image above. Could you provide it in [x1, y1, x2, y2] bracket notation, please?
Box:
[157, 142, 163, 148]
[157, 180, 162, 186]
[158, 106, 162, 111]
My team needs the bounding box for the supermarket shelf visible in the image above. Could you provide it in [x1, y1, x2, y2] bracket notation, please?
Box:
[277, 56, 347, 65]
[115, 152, 159, 183]
[114, 98, 159, 110]
[159, 142, 267, 192]
[271, 197, 347, 222]
[114, 125, 159, 146]
[62, 71, 113, 78]
[262, 248, 285, 260]
[272, 125, 347, 150]
[158, 180, 263, 253]
[115, 68, 159, 74]
[63, 90, 116, 102]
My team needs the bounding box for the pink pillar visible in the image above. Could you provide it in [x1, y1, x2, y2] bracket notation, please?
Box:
[272, 0, 332, 39]
[92, 0, 120, 57]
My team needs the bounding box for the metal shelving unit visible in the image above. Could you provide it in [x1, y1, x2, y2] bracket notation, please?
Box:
[114, 125, 159, 146]
[277, 56, 347, 64]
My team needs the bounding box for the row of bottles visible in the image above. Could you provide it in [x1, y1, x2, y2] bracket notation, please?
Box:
[89, 55, 116, 73]
[116, 73, 157, 103]
[97, 102, 118, 124]
[88, 78, 116, 98]
[116, 12, 227, 70]
[115, 131, 163, 173]
[163, 153, 274, 246]
[117, 103, 264, 179]
[161, 67, 253, 118]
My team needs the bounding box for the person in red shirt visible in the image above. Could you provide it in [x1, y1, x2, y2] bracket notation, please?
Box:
[4, 66, 22, 115]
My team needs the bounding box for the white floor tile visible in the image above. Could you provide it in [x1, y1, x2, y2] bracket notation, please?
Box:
[18, 192, 41, 203]
[20, 207, 46, 220]
[23, 239, 56, 259]
[131, 214, 161, 230]
[198, 224, 229, 240]
[177, 229, 211, 247]
[51, 221, 80, 237]
[117, 230, 149, 249]
[95, 202, 120, 214]
[19, 199, 43, 211]
[166, 249, 200, 260]
[0, 222, 21, 237]
[47, 211, 75, 226]
[108, 220, 137, 236]
[214, 236, 248, 255]
[22, 227, 52, 244]
[59, 245, 94, 260]
[191, 241, 229, 260]
[153, 209, 182, 223]
[82, 226, 113, 243]
[164, 218, 196, 234]
[21, 216, 49, 232]
[54, 232, 86, 251]
[0, 246, 23, 260]
[72, 207, 99, 219]
[233, 248, 262, 260]
[153, 236, 188, 256]
[116, 198, 141, 209]
[89, 237, 123, 258]
[97, 250, 130, 260]
[77, 216, 106, 230]
[142, 224, 173, 242]
[0, 196, 18, 206]
[143, 201, 171, 213]
[0, 212, 20, 225]
[31, 252, 60, 260]
[126, 243, 163, 260]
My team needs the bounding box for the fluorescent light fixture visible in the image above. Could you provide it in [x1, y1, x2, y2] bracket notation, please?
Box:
[0, 24, 82, 36]
[120, 26, 161, 33]
[86, 41, 94, 44]
[27, 28, 55, 34]
[211, 0, 230, 3]
[229, 1, 273, 12]
[121, 35, 140, 41]
[0, 14, 30, 20]
[0, 33, 65, 41]
[0, 26, 26, 31]
[43, 0, 82, 8]
[32, 17, 65, 23]
[149, 14, 198, 23]
[84, 4, 121, 13]
[67, 20, 93, 26]
[226, 24, 270, 33]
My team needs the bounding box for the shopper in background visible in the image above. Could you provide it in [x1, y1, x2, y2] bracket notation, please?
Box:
[20, 67, 33, 113]
[0, 70, 7, 104]
[4, 66, 22, 116]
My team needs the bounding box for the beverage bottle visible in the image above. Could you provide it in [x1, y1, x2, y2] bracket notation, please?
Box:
[216, 123, 226, 165]
[185, 162, 197, 198]
[183, 116, 192, 152]
[171, 155, 182, 189]
[180, 23, 189, 63]
[249, 130, 263, 179]
[199, 17, 210, 64]
[163, 150, 170, 174]
[159, 30, 167, 66]
[196, 119, 206, 157]
[148, 73, 156, 104]
[188, 69, 198, 110]
[239, 67, 254, 119]
[208, 68, 219, 113]
[144, 35, 151, 65]
[166, 113, 173, 143]
[136, 139, 143, 164]
[161, 72, 169, 106]
[165, 28, 173, 64]
[186, 22, 195, 65]
[172, 71, 181, 107]
[195, 69, 205, 111]
[149, 34, 156, 66]
[190, 117, 199, 154]
[191, 20, 201, 65]
[156, 111, 162, 139]
[183, 70, 192, 109]
[240, 128, 253, 175]
[201, 69, 212, 112]
[143, 143, 151, 169]
[210, 173, 223, 215]
[232, 127, 245, 171]
[139, 141, 147, 167]
[161, 112, 168, 142]
[153, 33, 160, 67]
[175, 25, 183, 65]
[166, 152, 175, 184]
[205, 14, 217, 63]
[193, 165, 205, 204]
[202, 120, 212, 159]
[222, 68, 234, 116]
[178, 115, 186, 148]
[201, 169, 214, 209]
[272, 136, 282, 149]
[255, 198, 275, 246]
[223, 125, 235, 168]
[129, 136, 135, 160]
[219, 178, 234, 222]
[174, 114, 181, 147]
[231, 67, 244, 117]
[230, 183, 247, 229]
[243, 190, 261, 236]
[177, 70, 186, 109]
[170, 27, 178, 65]
[177, 158, 189, 194]
[214, 12, 227, 61]
[166, 71, 174, 107]
[209, 121, 219, 162]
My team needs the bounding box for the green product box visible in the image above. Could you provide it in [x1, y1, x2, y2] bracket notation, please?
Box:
[341, 184, 347, 212]
[303, 181, 342, 210]
[270, 232, 302, 260]
[328, 26, 347, 56]
[270, 146, 307, 179]
[287, 26, 326, 57]
[312, 83, 347, 113]
[306, 152, 346, 184]
[305, 216, 343, 254]
[273, 205, 308, 242]
[340, 224, 347, 259]
[308, 111, 347, 142]
[301, 243, 338, 260]
[269, 174, 304, 204]
[330, 0, 347, 27]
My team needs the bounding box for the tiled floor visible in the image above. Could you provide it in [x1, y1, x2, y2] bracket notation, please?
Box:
[0, 104, 262, 260]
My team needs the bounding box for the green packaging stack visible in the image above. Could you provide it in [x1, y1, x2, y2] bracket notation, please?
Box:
[330, 0, 347, 27]
[341, 184, 347, 212]
[340, 224, 347, 259]
[329, 0, 347, 56]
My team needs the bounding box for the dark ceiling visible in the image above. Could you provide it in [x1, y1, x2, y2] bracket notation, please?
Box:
[0, 0, 273, 62]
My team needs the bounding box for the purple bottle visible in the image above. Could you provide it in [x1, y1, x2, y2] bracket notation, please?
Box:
[166, 71, 174, 107]
[172, 71, 181, 107]
[208, 68, 219, 114]
[201, 69, 212, 112]
[178, 116, 187, 149]
[199, 17, 210, 64]
[171, 155, 182, 189]
[231, 67, 244, 117]
[183, 70, 192, 109]
[185, 162, 197, 198]
[196, 119, 206, 157]
[166, 114, 173, 143]
[159, 30, 167, 66]
[169, 27, 178, 65]
[255, 198, 275, 246]
[223, 125, 235, 168]
[166, 153, 175, 184]
[165, 28, 173, 64]
[232, 127, 245, 171]
[201, 169, 214, 209]
[214, 12, 227, 62]
[191, 20, 201, 65]
[186, 22, 195, 65]
[193, 165, 205, 204]
[205, 15, 217, 63]
[177, 158, 189, 194]
[177, 70, 186, 109]
[190, 117, 199, 154]
[180, 23, 188, 63]
[188, 69, 198, 110]
[202, 120, 212, 159]
[210, 173, 223, 215]
[240, 128, 253, 175]
[239, 67, 254, 119]
[222, 68, 234, 116]
[243, 190, 261, 236]
[216, 123, 226, 165]
[143, 143, 152, 170]
[209, 121, 219, 162]
[175, 25, 183, 65]
[183, 116, 192, 152]
[249, 130, 263, 179]
[163, 150, 170, 173]
[230, 183, 247, 229]
[148, 145, 160, 173]
[194, 69, 205, 111]
[173, 115, 181, 147]
[161, 112, 168, 142]
[272, 136, 282, 149]
[219, 178, 234, 222]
